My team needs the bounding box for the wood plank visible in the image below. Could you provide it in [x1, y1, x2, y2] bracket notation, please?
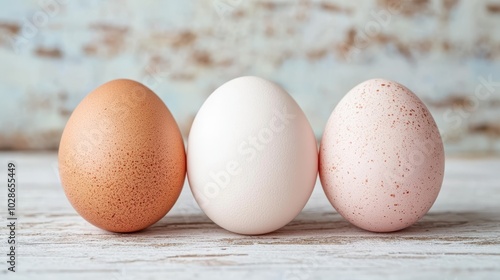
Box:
[0, 153, 499, 279]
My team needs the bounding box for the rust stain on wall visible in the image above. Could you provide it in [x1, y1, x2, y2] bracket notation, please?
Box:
[442, 0, 459, 19]
[428, 95, 500, 109]
[0, 21, 21, 47]
[378, 0, 431, 17]
[58, 92, 68, 102]
[258, 2, 278, 10]
[58, 108, 72, 117]
[427, 96, 475, 108]
[171, 31, 197, 48]
[192, 51, 213, 67]
[83, 23, 129, 57]
[487, 4, 500, 14]
[307, 49, 328, 60]
[35, 47, 63, 59]
[170, 72, 195, 81]
[82, 44, 98, 55]
[231, 10, 245, 19]
[442, 41, 451, 51]
[0, 22, 20, 34]
[416, 40, 432, 53]
[337, 28, 356, 58]
[443, 0, 459, 10]
[395, 42, 413, 60]
[319, 2, 342, 13]
[469, 124, 500, 138]
[374, 34, 392, 44]
[89, 23, 129, 34]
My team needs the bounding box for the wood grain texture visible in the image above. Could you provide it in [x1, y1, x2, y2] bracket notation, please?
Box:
[2, 1, 500, 153]
[0, 153, 499, 280]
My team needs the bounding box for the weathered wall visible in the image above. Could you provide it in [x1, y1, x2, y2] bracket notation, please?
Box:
[0, 0, 499, 154]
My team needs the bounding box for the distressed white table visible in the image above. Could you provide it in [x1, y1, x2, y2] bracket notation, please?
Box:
[0, 152, 499, 280]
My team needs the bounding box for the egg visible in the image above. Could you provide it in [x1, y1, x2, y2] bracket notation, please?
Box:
[319, 79, 445, 232]
[58, 79, 186, 233]
[188, 76, 318, 235]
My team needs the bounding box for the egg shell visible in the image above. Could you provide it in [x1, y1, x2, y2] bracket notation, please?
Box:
[188, 76, 318, 235]
[59, 79, 186, 233]
[319, 79, 445, 232]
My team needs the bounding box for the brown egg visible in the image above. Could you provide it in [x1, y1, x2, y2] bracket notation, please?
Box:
[58, 79, 186, 233]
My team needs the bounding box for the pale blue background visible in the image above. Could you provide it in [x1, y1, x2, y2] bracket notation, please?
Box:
[0, 0, 499, 154]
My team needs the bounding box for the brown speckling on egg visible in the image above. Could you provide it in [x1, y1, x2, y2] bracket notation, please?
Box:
[58, 79, 186, 233]
[319, 79, 445, 233]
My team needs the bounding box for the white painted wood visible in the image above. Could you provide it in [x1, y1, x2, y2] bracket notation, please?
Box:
[0, 153, 499, 280]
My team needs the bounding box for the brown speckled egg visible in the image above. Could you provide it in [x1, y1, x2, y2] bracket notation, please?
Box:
[319, 79, 445, 232]
[58, 79, 186, 233]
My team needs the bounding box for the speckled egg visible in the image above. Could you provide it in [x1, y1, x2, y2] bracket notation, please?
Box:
[59, 79, 186, 233]
[319, 79, 445, 232]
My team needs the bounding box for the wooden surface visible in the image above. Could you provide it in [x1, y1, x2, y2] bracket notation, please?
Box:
[1, 152, 499, 280]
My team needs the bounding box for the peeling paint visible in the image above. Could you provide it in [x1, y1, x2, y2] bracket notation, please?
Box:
[469, 124, 500, 138]
[35, 47, 63, 58]
[487, 4, 500, 14]
[0, 22, 20, 34]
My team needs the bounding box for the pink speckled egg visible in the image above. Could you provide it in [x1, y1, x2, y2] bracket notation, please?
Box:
[319, 79, 445, 232]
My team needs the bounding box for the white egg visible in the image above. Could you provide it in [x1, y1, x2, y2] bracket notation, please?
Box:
[188, 76, 318, 235]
